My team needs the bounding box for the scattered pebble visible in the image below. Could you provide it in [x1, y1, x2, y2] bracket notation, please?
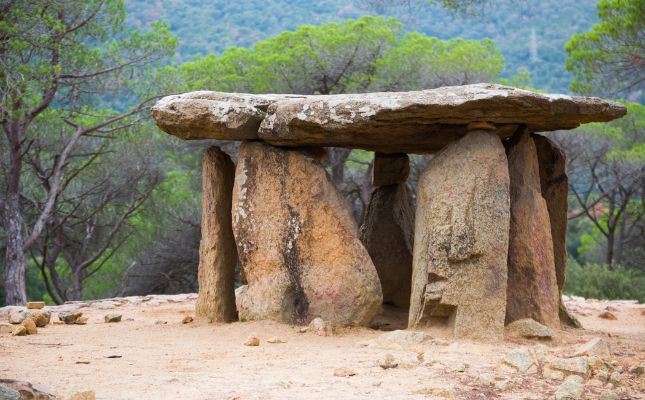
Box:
[598, 311, 617, 320]
[379, 353, 398, 369]
[68, 390, 96, 400]
[308, 317, 333, 337]
[28, 310, 51, 327]
[414, 387, 455, 399]
[244, 333, 260, 346]
[554, 375, 584, 400]
[549, 356, 590, 378]
[574, 337, 610, 359]
[26, 302, 45, 310]
[8, 308, 28, 324]
[599, 390, 619, 400]
[182, 315, 193, 324]
[502, 348, 536, 372]
[11, 325, 27, 336]
[333, 367, 357, 377]
[0, 323, 13, 334]
[59, 311, 83, 325]
[155, 320, 168, 325]
[506, 318, 553, 340]
[267, 337, 286, 344]
[75, 317, 89, 325]
[104, 313, 122, 323]
[21, 318, 37, 335]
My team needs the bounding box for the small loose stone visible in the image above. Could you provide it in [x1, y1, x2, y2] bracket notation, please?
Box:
[182, 315, 193, 324]
[21, 318, 37, 335]
[379, 353, 398, 369]
[244, 333, 260, 346]
[58, 311, 83, 325]
[598, 311, 617, 320]
[11, 325, 27, 336]
[104, 313, 122, 323]
[75, 317, 89, 325]
[333, 367, 357, 377]
[26, 301, 45, 309]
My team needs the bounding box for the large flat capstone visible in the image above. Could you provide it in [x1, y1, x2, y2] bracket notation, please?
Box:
[151, 84, 626, 153]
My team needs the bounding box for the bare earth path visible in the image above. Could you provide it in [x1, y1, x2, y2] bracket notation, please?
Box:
[1, 294, 643, 399]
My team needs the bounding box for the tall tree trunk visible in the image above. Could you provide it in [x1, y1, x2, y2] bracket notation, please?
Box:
[606, 232, 615, 270]
[328, 148, 351, 187]
[70, 269, 82, 301]
[3, 191, 27, 305]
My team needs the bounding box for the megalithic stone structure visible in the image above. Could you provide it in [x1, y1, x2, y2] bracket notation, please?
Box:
[360, 153, 415, 309]
[505, 130, 560, 329]
[195, 146, 238, 322]
[409, 130, 510, 340]
[232, 141, 382, 326]
[151, 84, 626, 333]
[533, 134, 581, 328]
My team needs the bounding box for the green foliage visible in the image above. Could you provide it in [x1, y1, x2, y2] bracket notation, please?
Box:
[564, 258, 645, 302]
[173, 16, 504, 95]
[565, 0, 645, 98]
[126, 0, 602, 93]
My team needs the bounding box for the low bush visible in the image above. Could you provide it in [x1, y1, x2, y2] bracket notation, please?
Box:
[564, 258, 645, 303]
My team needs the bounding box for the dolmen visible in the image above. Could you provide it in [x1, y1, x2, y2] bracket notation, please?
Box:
[151, 83, 625, 340]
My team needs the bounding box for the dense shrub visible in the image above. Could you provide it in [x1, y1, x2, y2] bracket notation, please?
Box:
[564, 258, 645, 303]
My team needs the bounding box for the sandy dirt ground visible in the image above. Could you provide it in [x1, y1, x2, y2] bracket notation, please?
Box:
[1, 294, 643, 400]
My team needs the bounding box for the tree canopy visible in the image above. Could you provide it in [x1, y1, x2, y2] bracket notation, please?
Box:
[172, 16, 504, 95]
[565, 0, 645, 99]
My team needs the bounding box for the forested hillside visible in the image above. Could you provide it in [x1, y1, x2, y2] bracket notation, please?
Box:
[125, 0, 599, 92]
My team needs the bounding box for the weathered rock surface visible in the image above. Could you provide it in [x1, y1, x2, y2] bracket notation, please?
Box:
[0, 384, 20, 400]
[549, 357, 590, 378]
[360, 156, 415, 308]
[232, 141, 382, 326]
[0, 380, 56, 400]
[574, 338, 610, 359]
[502, 348, 536, 372]
[28, 310, 51, 327]
[21, 318, 37, 335]
[533, 134, 581, 328]
[371, 153, 410, 187]
[104, 313, 122, 323]
[152, 84, 626, 153]
[152, 84, 625, 153]
[26, 301, 45, 309]
[0, 323, 12, 334]
[59, 311, 82, 325]
[8, 307, 27, 324]
[309, 317, 334, 337]
[555, 376, 585, 400]
[150, 91, 286, 140]
[11, 325, 27, 336]
[505, 130, 560, 329]
[408, 130, 510, 340]
[506, 318, 554, 340]
[195, 146, 238, 323]
[243, 333, 260, 346]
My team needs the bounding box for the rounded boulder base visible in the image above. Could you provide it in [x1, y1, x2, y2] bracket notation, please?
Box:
[232, 141, 382, 327]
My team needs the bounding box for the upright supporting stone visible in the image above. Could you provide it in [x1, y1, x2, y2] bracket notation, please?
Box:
[409, 130, 510, 340]
[360, 153, 414, 309]
[232, 141, 382, 326]
[505, 131, 560, 329]
[533, 134, 581, 328]
[195, 146, 238, 322]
